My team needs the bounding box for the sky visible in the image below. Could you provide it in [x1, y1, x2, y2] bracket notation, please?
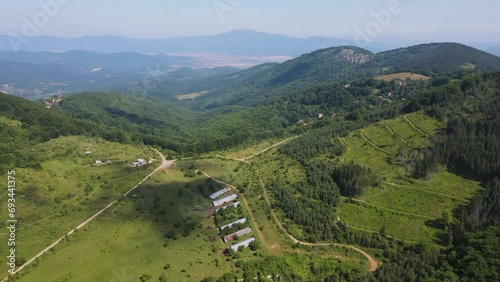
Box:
[2, 0, 499, 43]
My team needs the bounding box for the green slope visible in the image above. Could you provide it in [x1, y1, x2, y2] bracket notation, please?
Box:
[146, 43, 500, 110]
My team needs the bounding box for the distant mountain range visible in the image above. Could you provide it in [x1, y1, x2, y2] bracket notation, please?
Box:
[0, 29, 500, 57]
[2, 29, 499, 57]
[1, 40, 499, 100]
[0, 29, 359, 55]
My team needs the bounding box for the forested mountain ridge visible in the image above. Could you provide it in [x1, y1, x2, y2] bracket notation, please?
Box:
[179, 46, 377, 109]
[144, 43, 500, 110]
[368, 42, 500, 73]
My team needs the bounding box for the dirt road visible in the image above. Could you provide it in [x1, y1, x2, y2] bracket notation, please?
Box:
[203, 166, 379, 272]
[235, 137, 298, 161]
[203, 138, 379, 272]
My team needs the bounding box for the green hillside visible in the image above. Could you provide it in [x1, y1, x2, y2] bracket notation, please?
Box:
[142, 43, 500, 110]
[369, 43, 500, 73]
[1, 45, 500, 281]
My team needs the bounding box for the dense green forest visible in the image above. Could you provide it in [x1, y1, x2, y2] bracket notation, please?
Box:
[368, 43, 500, 74]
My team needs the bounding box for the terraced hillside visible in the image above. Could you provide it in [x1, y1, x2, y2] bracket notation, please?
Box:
[337, 112, 482, 243]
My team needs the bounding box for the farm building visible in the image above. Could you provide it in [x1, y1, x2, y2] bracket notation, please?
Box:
[130, 159, 147, 167]
[215, 201, 240, 213]
[230, 237, 255, 252]
[209, 188, 231, 200]
[224, 227, 252, 243]
[220, 218, 247, 231]
[213, 194, 237, 207]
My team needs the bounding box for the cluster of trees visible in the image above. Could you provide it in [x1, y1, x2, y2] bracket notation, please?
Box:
[269, 178, 342, 242]
[203, 253, 369, 282]
[332, 162, 379, 197]
[281, 129, 347, 164]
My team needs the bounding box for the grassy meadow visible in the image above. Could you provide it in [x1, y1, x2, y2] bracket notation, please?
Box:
[15, 149, 366, 281]
[0, 136, 158, 276]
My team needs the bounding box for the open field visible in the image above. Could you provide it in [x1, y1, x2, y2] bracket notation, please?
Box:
[175, 90, 208, 100]
[404, 112, 445, 136]
[18, 156, 367, 281]
[338, 199, 437, 243]
[0, 136, 158, 275]
[362, 123, 404, 155]
[375, 72, 431, 81]
[16, 168, 236, 282]
[382, 115, 432, 147]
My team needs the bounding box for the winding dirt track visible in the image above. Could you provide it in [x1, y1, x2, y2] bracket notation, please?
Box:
[235, 137, 298, 161]
[360, 129, 392, 155]
[204, 140, 379, 272]
[4, 149, 171, 280]
[403, 116, 431, 138]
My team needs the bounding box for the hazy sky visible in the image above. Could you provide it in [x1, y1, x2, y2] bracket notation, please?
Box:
[2, 0, 499, 42]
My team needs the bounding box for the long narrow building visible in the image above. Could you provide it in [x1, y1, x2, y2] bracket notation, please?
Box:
[209, 188, 231, 200]
[224, 227, 252, 243]
[230, 237, 255, 252]
[213, 194, 237, 207]
[215, 201, 240, 213]
[220, 217, 246, 231]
